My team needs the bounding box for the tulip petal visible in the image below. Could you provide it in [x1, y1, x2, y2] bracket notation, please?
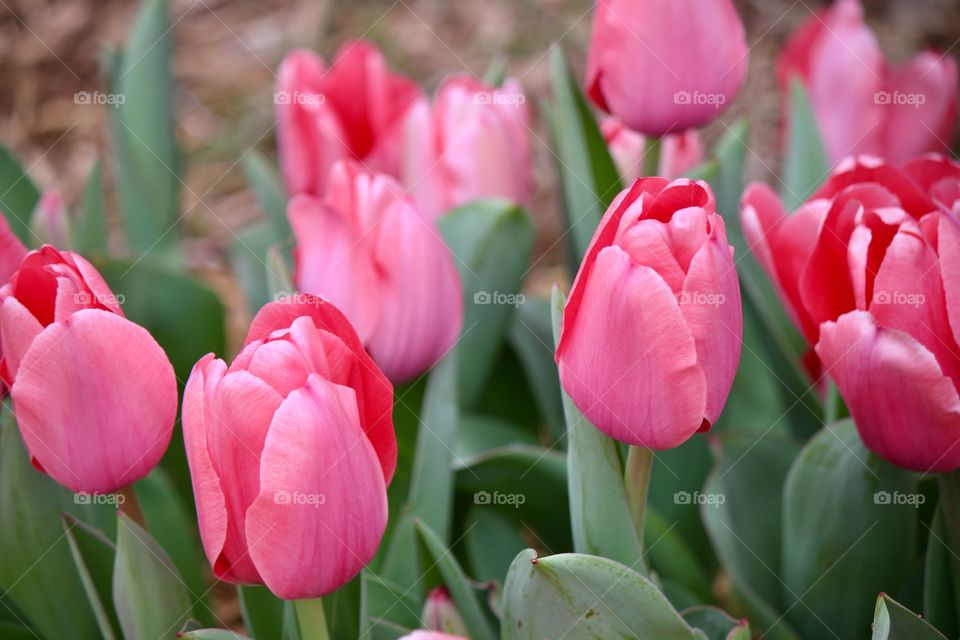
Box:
[816, 311, 960, 472]
[0, 216, 26, 284]
[245, 374, 388, 599]
[0, 294, 43, 384]
[814, 157, 936, 217]
[937, 212, 960, 346]
[246, 297, 396, 482]
[11, 309, 176, 493]
[558, 245, 706, 448]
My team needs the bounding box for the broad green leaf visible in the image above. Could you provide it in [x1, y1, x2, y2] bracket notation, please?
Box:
[230, 223, 274, 314]
[546, 46, 622, 270]
[359, 571, 420, 640]
[710, 118, 749, 223]
[454, 444, 571, 552]
[872, 593, 948, 640]
[508, 296, 565, 442]
[0, 146, 40, 244]
[783, 421, 919, 639]
[454, 413, 537, 460]
[0, 406, 105, 640]
[73, 160, 107, 254]
[502, 550, 702, 639]
[702, 434, 801, 640]
[414, 520, 497, 640]
[238, 586, 285, 640]
[113, 512, 192, 640]
[550, 286, 642, 566]
[682, 606, 751, 640]
[380, 354, 458, 587]
[464, 507, 527, 584]
[645, 508, 713, 603]
[111, 0, 180, 255]
[0, 623, 36, 640]
[438, 199, 532, 407]
[63, 516, 121, 640]
[242, 150, 290, 243]
[924, 507, 960, 638]
[782, 77, 829, 211]
[323, 575, 360, 640]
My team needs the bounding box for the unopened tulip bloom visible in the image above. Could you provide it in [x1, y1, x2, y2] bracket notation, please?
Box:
[601, 117, 704, 183]
[182, 296, 396, 599]
[402, 75, 532, 219]
[742, 154, 960, 471]
[779, 0, 957, 164]
[421, 587, 468, 636]
[0, 246, 176, 493]
[586, 0, 748, 136]
[556, 178, 742, 448]
[276, 40, 422, 196]
[289, 160, 463, 382]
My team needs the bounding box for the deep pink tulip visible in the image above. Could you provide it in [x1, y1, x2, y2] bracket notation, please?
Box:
[289, 160, 463, 382]
[182, 295, 396, 599]
[0, 216, 26, 285]
[0, 246, 176, 493]
[556, 178, 742, 448]
[779, 0, 957, 164]
[586, 0, 748, 136]
[402, 75, 532, 219]
[276, 40, 423, 196]
[601, 117, 704, 183]
[742, 154, 960, 471]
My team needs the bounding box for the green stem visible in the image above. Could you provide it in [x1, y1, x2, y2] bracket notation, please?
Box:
[625, 445, 654, 572]
[642, 136, 662, 177]
[294, 597, 330, 640]
[938, 470, 960, 624]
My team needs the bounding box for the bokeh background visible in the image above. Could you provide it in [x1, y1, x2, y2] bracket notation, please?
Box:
[1, 0, 959, 339]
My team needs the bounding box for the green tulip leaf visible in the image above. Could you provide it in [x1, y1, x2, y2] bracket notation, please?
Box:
[179, 631, 253, 640]
[507, 296, 565, 442]
[872, 593, 948, 640]
[0, 145, 40, 244]
[682, 606, 750, 640]
[242, 150, 290, 243]
[924, 506, 960, 638]
[359, 571, 420, 640]
[782, 76, 829, 211]
[73, 160, 108, 254]
[63, 515, 121, 640]
[238, 586, 285, 640]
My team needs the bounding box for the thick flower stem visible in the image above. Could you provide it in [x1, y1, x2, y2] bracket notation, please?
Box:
[625, 445, 654, 573]
[116, 485, 147, 529]
[294, 597, 330, 640]
[938, 470, 960, 619]
[642, 136, 662, 178]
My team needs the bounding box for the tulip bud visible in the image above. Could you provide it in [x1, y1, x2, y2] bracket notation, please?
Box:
[402, 76, 532, 219]
[421, 588, 468, 636]
[601, 117, 704, 183]
[288, 160, 463, 382]
[556, 178, 742, 448]
[182, 295, 396, 599]
[276, 40, 422, 197]
[0, 246, 177, 493]
[31, 191, 70, 248]
[741, 154, 960, 471]
[778, 0, 957, 164]
[586, 0, 748, 136]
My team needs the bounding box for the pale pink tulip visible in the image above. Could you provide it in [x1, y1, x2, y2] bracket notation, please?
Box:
[289, 161, 462, 382]
[586, 0, 748, 136]
[556, 178, 742, 448]
[276, 40, 422, 196]
[742, 154, 960, 471]
[402, 75, 532, 219]
[779, 0, 957, 164]
[32, 191, 69, 248]
[0, 246, 176, 493]
[182, 295, 396, 599]
[601, 117, 704, 182]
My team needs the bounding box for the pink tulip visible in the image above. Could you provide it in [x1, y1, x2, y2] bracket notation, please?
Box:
[0, 215, 26, 285]
[0, 246, 176, 493]
[289, 160, 463, 382]
[742, 154, 960, 471]
[402, 75, 532, 219]
[32, 191, 69, 248]
[586, 0, 748, 136]
[601, 117, 704, 183]
[398, 633, 467, 640]
[556, 178, 742, 448]
[421, 587, 468, 636]
[182, 295, 396, 599]
[779, 0, 957, 165]
[276, 40, 423, 196]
